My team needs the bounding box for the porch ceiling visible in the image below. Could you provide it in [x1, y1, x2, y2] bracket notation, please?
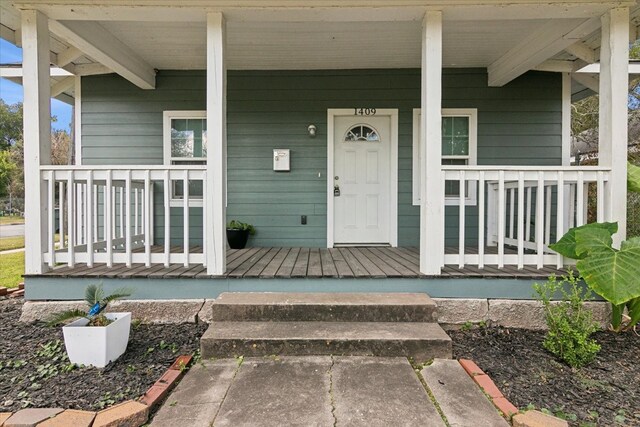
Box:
[1, 2, 638, 88]
[99, 18, 551, 70]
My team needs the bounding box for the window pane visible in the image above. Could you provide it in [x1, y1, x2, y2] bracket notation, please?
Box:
[171, 118, 207, 158]
[442, 117, 453, 136]
[442, 117, 469, 156]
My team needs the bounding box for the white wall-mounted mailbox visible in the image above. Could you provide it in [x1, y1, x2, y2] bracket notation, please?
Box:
[273, 149, 290, 171]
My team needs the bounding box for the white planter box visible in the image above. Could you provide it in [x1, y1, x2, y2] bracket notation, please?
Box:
[62, 312, 131, 368]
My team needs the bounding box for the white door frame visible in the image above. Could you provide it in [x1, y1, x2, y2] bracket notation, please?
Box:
[327, 108, 398, 248]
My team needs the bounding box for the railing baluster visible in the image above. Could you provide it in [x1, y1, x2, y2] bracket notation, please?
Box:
[498, 170, 505, 268]
[509, 188, 515, 239]
[87, 172, 94, 267]
[477, 171, 485, 269]
[458, 170, 465, 269]
[536, 171, 545, 269]
[119, 187, 124, 239]
[576, 172, 585, 226]
[134, 188, 139, 236]
[144, 170, 151, 267]
[59, 181, 65, 249]
[568, 182, 576, 229]
[517, 172, 524, 269]
[597, 172, 604, 222]
[93, 185, 98, 242]
[47, 171, 55, 267]
[164, 170, 171, 267]
[67, 170, 75, 267]
[556, 171, 564, 269]
[106, 170, 113, 267]
[125, 170, 132, 267]
[183, 170, 190, 267]
[545, 185, 552, 246]
[525, 187, 532, 242]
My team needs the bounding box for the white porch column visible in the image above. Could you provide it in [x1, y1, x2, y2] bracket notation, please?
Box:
[22, 10, 51, 274]
[599, 7, 629, 246]
[420, 11, 444, 275]
[205, 12, 227, 275]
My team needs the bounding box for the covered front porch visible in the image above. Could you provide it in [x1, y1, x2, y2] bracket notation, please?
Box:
[9, 0, 633, 283]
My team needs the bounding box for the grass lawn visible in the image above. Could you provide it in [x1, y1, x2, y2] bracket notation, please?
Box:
[0, 216, 24, 225]
[0, 235, 25, 251]
[0, 251, 24, 288]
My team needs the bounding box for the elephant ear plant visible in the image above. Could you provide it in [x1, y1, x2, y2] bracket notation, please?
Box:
[549, 162, 640, 332]
[48, 284, 132, 327]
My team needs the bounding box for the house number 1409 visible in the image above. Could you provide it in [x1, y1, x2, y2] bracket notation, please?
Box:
[354, 108, 376, 116]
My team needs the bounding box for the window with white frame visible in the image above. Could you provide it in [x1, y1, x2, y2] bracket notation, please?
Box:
[163, 111, 207, 205]
[412, 108, 478, 206]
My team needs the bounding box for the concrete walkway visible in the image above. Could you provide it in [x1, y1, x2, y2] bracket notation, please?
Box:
[151, 357, 508, 427]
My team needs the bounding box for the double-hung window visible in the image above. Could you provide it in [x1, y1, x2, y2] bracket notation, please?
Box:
[163, 111, 207, 206]
[412, 108, 478, 206]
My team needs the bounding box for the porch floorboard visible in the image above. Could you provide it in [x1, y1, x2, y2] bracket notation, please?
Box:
[40, 246, 567, 279]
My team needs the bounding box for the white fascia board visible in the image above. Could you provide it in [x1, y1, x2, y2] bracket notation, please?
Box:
[48, 19, 155, 89]
[576, 62, 640, 74]
[0, 66, 73, 77]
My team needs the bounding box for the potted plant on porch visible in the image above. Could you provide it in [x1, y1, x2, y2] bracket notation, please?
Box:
[48, 284, 132, 368]
[227, 220, 256, 249]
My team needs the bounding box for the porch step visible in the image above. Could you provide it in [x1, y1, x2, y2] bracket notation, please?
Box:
[210, 292, 439, 322]
[200, 321, 452, 362]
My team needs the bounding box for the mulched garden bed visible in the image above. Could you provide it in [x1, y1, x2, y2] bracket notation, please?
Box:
[0, 297, 207, 413]
[451, 326, 640, 426]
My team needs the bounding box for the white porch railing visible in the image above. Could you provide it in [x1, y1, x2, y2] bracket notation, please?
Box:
[442, 166, 611, 270]
[40, 165, 207, 268]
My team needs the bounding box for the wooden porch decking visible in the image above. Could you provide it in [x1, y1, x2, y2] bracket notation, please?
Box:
[42, 246, 567, 279]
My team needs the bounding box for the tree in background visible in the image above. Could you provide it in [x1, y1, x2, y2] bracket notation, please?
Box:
[0, 100, 71, 212]
[0, 100, 22, 151]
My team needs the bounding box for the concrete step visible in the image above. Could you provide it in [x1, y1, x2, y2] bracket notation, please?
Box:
[210, 292, 439, 322]
[200, 321, 452, 362]
[421, 359, 510, 427]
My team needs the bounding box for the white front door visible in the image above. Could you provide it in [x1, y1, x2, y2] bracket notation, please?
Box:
[332, 113, 392, 245]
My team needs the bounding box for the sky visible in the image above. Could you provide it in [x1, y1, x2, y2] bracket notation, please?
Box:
[0, 38, 72, 132]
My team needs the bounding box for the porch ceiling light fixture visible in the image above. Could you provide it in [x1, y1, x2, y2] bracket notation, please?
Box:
[308, 124, 317, 138]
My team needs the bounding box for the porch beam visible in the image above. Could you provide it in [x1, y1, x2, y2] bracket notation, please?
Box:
[599, 7, 629, 246]
[565, 41, 597, 63]
[571, 72, 600, 92]
[488, 17, 599, 87]
[50, 75, 74, 97]
[48, 20, 155, 89]
[206, 12, 227, 275]
[74, 63, 113, 76]
[21, 9, 51, 274]
[420, 10, 444, 275]
[55, 45, 83, 67]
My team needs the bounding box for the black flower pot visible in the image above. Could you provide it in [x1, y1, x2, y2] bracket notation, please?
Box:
[227, 229, 250, 249]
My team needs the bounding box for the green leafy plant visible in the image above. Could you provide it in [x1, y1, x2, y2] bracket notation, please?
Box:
[550, 222, 640, 332]
[47, 284, 132, 327]
[549, 162, 640, 332]
[534, 272, 601, 368]
[226, 220, 256, 235]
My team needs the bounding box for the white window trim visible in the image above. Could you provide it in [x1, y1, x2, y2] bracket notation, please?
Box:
[412, 108, 478, 206]
[163, 110, 207, 207]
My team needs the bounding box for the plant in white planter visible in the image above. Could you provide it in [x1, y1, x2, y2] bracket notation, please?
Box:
[48, 284, 132, 368]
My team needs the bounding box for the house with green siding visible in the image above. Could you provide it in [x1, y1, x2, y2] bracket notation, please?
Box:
[1, 0, 636, 301]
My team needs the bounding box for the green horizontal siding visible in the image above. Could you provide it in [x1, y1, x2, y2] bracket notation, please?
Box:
[81, 69, 561, 248]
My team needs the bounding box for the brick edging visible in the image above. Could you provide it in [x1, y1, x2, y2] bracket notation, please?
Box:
[458, 359, 519, 420]
[1, 354, 193, 427]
